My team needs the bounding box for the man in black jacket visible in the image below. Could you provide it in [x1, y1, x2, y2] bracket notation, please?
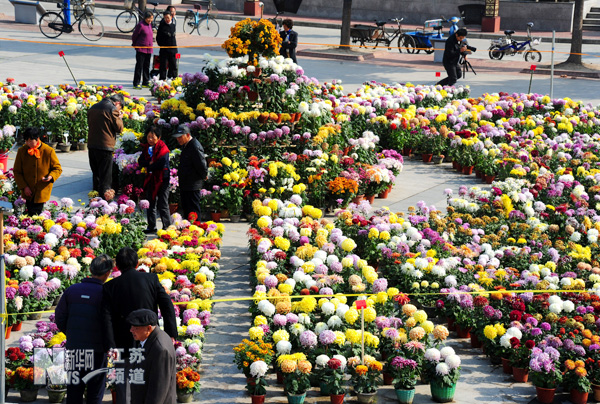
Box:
[55, 254, 114, 404]
[437, 28, 468, 87]
[173, 125, 208, 220]
[156, 10, 178, 80]
[279, 18, 298, 63]
[127, 309, 176, 404]
[103, 247, 178, 404]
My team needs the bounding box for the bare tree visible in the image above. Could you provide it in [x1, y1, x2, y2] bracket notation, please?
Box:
[340, 0, 352, 49]
[565, 0, 583, 65]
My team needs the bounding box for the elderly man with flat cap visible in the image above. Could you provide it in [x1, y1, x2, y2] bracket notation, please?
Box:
[127, 309, 176, 404]
[173, 124, 208, 221]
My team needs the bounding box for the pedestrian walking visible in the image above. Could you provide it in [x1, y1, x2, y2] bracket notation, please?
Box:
[279, 18, 298, 63]
[437, 28, 469, 87]
[132, 11, 154, 89]
[156, 10, 178, 80]
[127, 309, 176, 404]
[87, 94, 124, 197]
[102, 247, 177, 404]
[55, 255, 114, 404]
[172, 125, 208, 221]
[13, 127, 62, 215]
[137, 125, 171, 233]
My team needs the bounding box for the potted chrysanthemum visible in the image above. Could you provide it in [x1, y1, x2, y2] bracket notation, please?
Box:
[389, 356, 419, 404]
[322, 356, 347, 404]
[348, 356, 382, 403]
[281, 358, 311, 404]
[423, 347, 461, 403]
[528, 346, 562, 404]
[246, 360, 268, 404]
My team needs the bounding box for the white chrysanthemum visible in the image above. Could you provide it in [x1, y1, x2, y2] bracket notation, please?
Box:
[562, 300, 575, 313]
[439, 346, 455, 360]
[327, 315, 343, 329]
[321, 302, 335, 316]
[316, 354, 330, 367]
[19, 266, 34, 280]
[258, 300, 276, 317]
[424, 348, 441, 362]
[315, 322, 328, 335]
[549, 303, 563, 314]
[445, 354, 461, 369]
[276, 340, 292, 354]
[435, 362, 450, 376]
[250, 360, 268, 378]
[548, 295, 562, 305]
[160, 279, 173, 290]
[336, 304, 350, 318]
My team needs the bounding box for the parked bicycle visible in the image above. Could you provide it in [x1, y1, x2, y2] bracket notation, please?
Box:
[488, 22, 542, 62]
[183, 0, 219, 36]
[116, 1, 163, 33]
[350, 18, 405, 51]
[39, 0, 104, 41]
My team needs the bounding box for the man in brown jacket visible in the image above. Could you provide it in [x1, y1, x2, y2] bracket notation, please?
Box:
[87, 94, 124, 196]
[13, 128, 62, 215]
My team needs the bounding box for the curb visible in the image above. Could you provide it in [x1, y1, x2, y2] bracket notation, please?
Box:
[519, 68, 600, 78]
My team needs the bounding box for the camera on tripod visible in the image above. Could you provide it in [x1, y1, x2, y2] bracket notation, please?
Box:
[461, 39, 477, 55]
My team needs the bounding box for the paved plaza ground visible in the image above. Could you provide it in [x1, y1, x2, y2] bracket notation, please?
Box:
[1, 2, 600, 403]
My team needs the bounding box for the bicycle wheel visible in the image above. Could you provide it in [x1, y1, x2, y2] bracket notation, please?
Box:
[79, 15, 104, 41]
[152, 11, 163, 30]
[39, 12, 65, 39]
[197, 16, 219, 37]
[116, 10, 137, 33]
[400, 34, 417, 54]
[488, 45, 504, 60]
[182, 13, 196, 34]
[525, 49, 542, 63]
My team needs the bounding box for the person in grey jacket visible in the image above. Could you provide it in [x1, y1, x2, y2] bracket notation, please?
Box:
[173, 125, 208, 220]
[55, 255, 114, 404]
[127, 309, 176, 404]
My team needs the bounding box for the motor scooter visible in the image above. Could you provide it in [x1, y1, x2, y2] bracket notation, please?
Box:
[442, 16, 462, 35]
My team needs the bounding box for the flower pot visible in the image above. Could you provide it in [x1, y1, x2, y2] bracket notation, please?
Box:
[58, 143, 71, 153]
[230, 214, 241, 223]
[287, 392, 306, 404]
[251, 395, 266, 404]
[512, 367, 528, 383]
[352, 195, 364, 204]
[501, 357, 512, 374]
[447, 317, 456, 331]
[210, 212, 221, 222]
[395, 388, 415, 404]
[535, 387, 556, 404]
[452, 161, 458, 170]
[421, 153, 433, 163]
[48, 142, 58, 149]
[422, 305, 437, 320]
[383, 372, 393, 385]
[401, 147, 412, 156]
[47, 387, 67, 403]
[592, 384, 600, 402]
[169, 203, 178, 215]
[470, 333, 482, 349]
[13, 322, 22, 331]
[220, 209, 230, 219]
[19, 389, 38, 402]
[276, 371, 284, 384]
[432, 156, 444, 164]
[356, 392, 377, 404]
[462, 165, 474, 175]
[77, 142, 88, 151]
[475, 170, 482, 178]
[320, 381, 333, 396]
[456, 325, 471, 338]
[5, 324, 11, 339]
[430, 380, 456, 403]
[444, 154, 453, 162]
[176, 391, 194, 403]
[570, 389, 589, 404]
[366, 195, 375, 204]
[456, 163, 463, 172]
[330, 393, 345, 404]
[484, 175, 496, 184]
[378, 187, 391, 199]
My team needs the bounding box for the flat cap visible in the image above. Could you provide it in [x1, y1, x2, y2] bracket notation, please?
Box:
[126, 309, 158, 327]
[173, 125, 190, 138]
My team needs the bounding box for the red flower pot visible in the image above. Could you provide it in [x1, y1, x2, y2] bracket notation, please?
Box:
[462, 165, 474, 175]
[5, 325, 11, 339]
[501, 357, 512, 374]
[366, 195, 375, 204]
[512, 367, 528, 383]
[470, 333, 482, 349]
[484, 175, 496, 184]
[251, 395, 266, 404]
[383, 372, 393, 385]
[452, 161, 458, 170]
[456, 163, 463, 172]
[276, 371, 284, 384]
[12, 322, 22, 332]
[422, 153, 433, 163]
[447, 317, 456, 332]
[535, 387, 556, 404]
[210, 212, 221, 222]
[402, 147, 412, 156]
[570, 389, 589, 404]
[378, 187, 391, 199]
[330, 394, 345, 404]
[592, 384, 600, 402]
[456, 325, 471, 338]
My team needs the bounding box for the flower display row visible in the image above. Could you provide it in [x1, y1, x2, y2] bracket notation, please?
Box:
[234, 195, 461, 404]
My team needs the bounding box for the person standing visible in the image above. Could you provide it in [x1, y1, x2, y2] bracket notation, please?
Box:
[156, 10, 178, 80]
[132, 11, 154, 89]
[137, 125, 171, 233]
[103, 247, 177, 404]
[13, 128, 62, 215]
[166, 5, 176, 24]
[279, 18, 298, 63]
[87, 94, 124, 197]
[173, 125, 208, 221]
[127, 309, 176, 404]
[55, 255, 114, 404]
[437, 28, 468, 87]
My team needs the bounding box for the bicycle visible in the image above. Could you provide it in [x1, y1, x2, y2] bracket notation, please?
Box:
[350, 18, 405, 52]
[488, 22, 542, 62]
[183, 1, 219, 36]
[39, 0, 104, 41]
[116, 1, 163, 34]
[269, 11, 284, 31]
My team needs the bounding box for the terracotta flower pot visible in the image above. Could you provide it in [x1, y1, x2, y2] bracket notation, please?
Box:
[12, 322, 22, 331]
[330, 393, 345, 404]
[447, 317, 456, 331]
[378, 187, 391, 199]
[366, 195, 375, 204]
[5, 325, 11, 339]
[455, 325, 471, 338]
[501, 357, 512, 374]
[470, 333, 482, 349]
[570, 389, 589, 404]
[535, 387, 556, 404]
[210, 212, 221, 222]
[383, 372, 393, 385]
[592, 384, 600, 402]
[512, 367, 528, 383]
[422, 153, 433, 163]
[251, 395, 266, 404]
[462, 165, 474, 175]
[484, 174, 496, 184]
[402, 147, 412, 156]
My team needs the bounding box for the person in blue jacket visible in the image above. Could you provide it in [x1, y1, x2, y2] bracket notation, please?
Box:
[55, 254, 114, 404]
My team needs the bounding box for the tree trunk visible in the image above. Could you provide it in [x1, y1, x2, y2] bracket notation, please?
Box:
[340, 0, 352, 49]
[138, 0, 147, 12]
[565, 0, 584, 64]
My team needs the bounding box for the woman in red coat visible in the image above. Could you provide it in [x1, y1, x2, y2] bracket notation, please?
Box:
[137, 125, 171, 233]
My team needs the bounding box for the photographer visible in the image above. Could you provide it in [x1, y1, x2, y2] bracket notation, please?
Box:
[437, 28, 475, 86]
